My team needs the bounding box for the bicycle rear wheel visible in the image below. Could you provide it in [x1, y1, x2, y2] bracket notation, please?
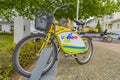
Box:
[74, 36, 93, 64]
[12, 34, 57, 77]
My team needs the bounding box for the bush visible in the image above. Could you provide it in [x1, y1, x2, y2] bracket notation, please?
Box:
[0, 44, 15, 80]
[0, 32, 13, 36]
[0, 41, 41, 79]
[87, 29, 98, 33]
[95, 20, 103, 33]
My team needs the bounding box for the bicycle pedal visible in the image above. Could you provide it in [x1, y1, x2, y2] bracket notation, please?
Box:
[70, 55, 77, 58]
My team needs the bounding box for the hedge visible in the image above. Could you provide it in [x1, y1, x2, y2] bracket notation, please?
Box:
[0, 40, 43, 79]
[0, 32, 13, 36]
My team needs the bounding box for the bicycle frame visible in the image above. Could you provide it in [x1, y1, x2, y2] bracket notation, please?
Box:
[12, 3, 93, 78]
[36, 3, 89, 55]
[43, 25, 88, 55]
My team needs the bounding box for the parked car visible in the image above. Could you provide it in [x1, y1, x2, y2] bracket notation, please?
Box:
[118, 35, 120, 40]
[107, 32, 117, 39]
[112, 32, 120, 40]
[117, 32, 120, 40]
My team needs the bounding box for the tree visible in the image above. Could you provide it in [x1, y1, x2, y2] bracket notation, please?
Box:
[0, 0, 119, 21]
[96, 20, 102, 33]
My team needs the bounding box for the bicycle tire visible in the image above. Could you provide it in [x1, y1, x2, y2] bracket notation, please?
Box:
[107, 36, 113, 43]
[12, 34, 57, 77]
[74, 36, 93, 64]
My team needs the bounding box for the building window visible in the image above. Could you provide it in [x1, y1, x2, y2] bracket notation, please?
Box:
[109, 24, 112, 29]
[106, 16, 108, 20]
[10, 26, 14, 32]
[102, 23, 104, 27]
[24, 25, 26, 31]
[110, 26, 112, 29]
[101, 18, 104, 22]
[0, 25, 1, 31]
[109, 14, 114, 19]
[117, 24, 119, 29]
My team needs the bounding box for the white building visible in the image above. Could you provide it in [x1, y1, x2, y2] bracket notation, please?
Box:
[86, 12, 120, 33]
[14, 17, 31, 43]
[86, 18, 98, 28]
[0, 20, 35, 33]
[0, 21, 13, 33]
[100, 12, 120, 32]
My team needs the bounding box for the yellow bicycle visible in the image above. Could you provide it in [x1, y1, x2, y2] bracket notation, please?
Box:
[12, 4, 93, 77]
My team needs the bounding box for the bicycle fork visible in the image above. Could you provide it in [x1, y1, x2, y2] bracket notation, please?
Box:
[36, 33, 51, 56]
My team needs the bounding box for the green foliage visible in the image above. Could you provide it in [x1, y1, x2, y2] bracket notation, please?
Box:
[0, 44, 15, 80]
[18, 40, 38, 67]
[0, 34, 44, 79]
[0, 42, 41, 79]
[0, 0, 119, 21]
[96, 20, 103, 33]
[0, 0, 60, 21]
[0, 34, 14, 79]
[87, 29, 98, 33]
[0, 34, 13, 48]
[0, 32, 13, 36]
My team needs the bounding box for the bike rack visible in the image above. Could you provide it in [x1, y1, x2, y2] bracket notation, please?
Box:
[24, 47, 58, 80]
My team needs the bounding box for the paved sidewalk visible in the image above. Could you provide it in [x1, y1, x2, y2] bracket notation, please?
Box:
[93, 38, 120, 53]
[56, 40, 120, 80]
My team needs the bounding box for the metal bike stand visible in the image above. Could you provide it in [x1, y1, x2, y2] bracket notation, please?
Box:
[24, 47, 58, 80]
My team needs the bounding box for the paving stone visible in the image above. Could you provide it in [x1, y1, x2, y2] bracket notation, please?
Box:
[56, 40, 120, 80]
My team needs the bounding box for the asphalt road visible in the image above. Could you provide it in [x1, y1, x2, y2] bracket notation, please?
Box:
[111, 39, 120, 44]
[13, 38, 120, 80]
[56, 40, 120, 80]
[93, 38, 120, 44]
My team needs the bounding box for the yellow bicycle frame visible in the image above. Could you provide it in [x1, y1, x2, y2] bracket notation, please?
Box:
[46, 25, 88, 54]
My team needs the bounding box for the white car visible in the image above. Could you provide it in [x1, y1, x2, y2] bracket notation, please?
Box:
[111, 32, 120, 40]
[116, 32, 120, 40]
[118, 35, 120, 40]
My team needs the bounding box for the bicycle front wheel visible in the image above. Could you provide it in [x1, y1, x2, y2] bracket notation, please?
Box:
[74, 36, 93, 64]
[12, 34, 57, 77]
[107, 36, 113, 43]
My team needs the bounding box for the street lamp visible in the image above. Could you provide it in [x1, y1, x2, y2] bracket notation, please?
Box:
[75, 0, 80, 31]
[76, 0, 80, 20]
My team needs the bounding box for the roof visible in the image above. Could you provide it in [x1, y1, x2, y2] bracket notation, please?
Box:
[111, 18, 120, 23]
[86, 18, 98, 23]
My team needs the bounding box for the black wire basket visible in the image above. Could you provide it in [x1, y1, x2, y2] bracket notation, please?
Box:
[35, 9, 54, 31]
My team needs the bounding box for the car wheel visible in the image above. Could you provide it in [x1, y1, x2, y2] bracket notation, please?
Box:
[118, 38, 120, 40]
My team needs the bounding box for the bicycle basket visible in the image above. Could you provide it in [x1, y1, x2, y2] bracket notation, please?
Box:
[35, 9, 54, 31]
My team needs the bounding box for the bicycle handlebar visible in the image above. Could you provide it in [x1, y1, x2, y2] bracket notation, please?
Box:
[53, 3, 68, 14]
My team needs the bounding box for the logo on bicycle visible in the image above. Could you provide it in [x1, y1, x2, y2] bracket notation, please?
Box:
[61, 33, 78, 43]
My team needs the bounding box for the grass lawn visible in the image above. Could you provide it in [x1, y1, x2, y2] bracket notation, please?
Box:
[0, 35, 13, 48]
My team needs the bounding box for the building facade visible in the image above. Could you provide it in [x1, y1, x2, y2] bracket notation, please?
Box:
[99, 12, 120, 32]
[0, 21, 14, 33]
[86, 12, 120, 33]
[86, 18, 98, 28]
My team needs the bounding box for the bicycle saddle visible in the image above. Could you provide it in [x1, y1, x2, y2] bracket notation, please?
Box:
[74, 19, 85, 25]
